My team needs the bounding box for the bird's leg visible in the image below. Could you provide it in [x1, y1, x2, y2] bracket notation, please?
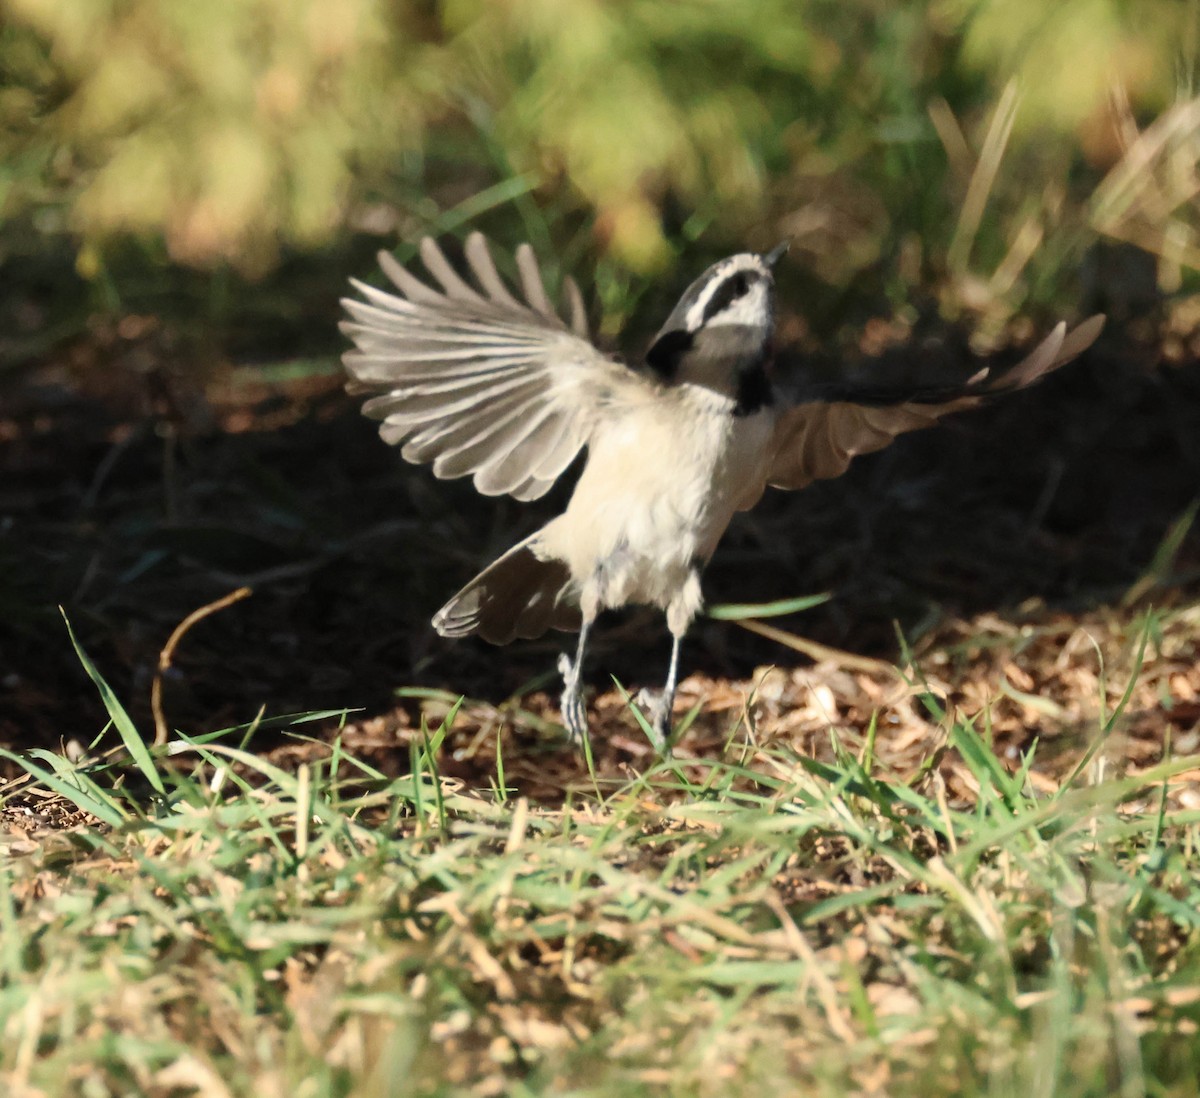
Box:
[638, 575, 701, 752]
[558, 617, 592, 747]
[638, 631, 682, 753]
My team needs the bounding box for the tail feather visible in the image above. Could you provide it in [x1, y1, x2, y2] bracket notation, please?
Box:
[433, 534, 580, 644]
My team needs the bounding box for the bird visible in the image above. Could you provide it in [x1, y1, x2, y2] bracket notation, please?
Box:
[341, 232, 1103, 750]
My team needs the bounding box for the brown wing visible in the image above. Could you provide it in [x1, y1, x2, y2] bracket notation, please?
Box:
[342, 233, 645, 501]
[764, 315, 1105, 495]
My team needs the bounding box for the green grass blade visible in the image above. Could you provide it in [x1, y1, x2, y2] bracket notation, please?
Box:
[60, 608, 164, 794]
[707, 593, 831, 620]
[1059, 612, 1153, 793]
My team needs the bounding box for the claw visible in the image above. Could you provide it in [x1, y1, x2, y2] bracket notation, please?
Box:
[558, 652, 588, 746]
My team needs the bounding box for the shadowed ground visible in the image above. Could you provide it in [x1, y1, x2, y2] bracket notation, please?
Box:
[3, 320, 1198, 790]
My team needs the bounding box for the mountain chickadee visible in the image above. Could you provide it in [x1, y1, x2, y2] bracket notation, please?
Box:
[342, 233, 1103, 748]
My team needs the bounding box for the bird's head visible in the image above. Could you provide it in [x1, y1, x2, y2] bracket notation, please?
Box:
[644, 242, 787, 391]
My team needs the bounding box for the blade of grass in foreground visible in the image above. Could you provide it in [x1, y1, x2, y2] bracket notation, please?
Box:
[1058, 611, 1153, 795]
[60, 607, 164, 795]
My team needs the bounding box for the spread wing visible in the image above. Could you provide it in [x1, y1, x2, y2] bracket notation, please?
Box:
[341, 233, 643, 501]
[763, 314, 1105, 496]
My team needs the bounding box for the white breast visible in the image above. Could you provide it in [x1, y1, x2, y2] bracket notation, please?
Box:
[540, 386, 776, 619]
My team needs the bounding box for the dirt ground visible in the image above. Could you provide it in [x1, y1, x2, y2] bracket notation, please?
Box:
[3, 315, 1200, 797]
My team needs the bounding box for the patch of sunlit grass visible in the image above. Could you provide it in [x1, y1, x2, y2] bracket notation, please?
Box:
[3, 617, 1200, 1096]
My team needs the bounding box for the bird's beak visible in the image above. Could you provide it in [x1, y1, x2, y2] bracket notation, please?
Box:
[762, 240, 789, 269]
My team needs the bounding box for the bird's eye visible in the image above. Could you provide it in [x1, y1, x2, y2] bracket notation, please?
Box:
[730, 273, 749, 298]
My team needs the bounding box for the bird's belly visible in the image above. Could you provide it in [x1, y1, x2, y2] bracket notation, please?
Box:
[589, 489, 706, 611]
[543, 401, 774, 613]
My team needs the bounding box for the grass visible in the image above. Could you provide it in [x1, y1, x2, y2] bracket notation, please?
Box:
[3, 619, 1200, 1098]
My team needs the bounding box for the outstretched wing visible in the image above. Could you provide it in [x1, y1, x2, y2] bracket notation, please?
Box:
[342, 233, 643, 501]
[763, 315, 1105, 495]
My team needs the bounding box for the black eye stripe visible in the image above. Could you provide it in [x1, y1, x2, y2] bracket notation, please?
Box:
[701, 271, 754, 324]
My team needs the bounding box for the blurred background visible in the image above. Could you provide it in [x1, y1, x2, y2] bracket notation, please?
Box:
[3, 0, 1200, 747]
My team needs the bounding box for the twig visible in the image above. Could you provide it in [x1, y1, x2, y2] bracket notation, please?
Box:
[152, 587, 252, 746]
[732, 617, 901, 678]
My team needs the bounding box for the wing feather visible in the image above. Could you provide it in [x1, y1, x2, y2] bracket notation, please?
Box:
[563, 276, 590, 338]
[516, 244, 557, 319]
[765, 316, 1104, 494]
[398, 396, 552, 466]
[473, 406, 582, 497]
[528, 412, 589, 481]
[377, 250, 442, 304]
[464, 232, 523, 310]
[366, 371, 539, 427]
[419, 236, 487, 304]
[433, 394, 550, 483]
[342, 232, 643, 501]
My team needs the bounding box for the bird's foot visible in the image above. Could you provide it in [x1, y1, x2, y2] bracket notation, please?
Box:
[557, 652, 589, 748]
[634, 688, 673, 755]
